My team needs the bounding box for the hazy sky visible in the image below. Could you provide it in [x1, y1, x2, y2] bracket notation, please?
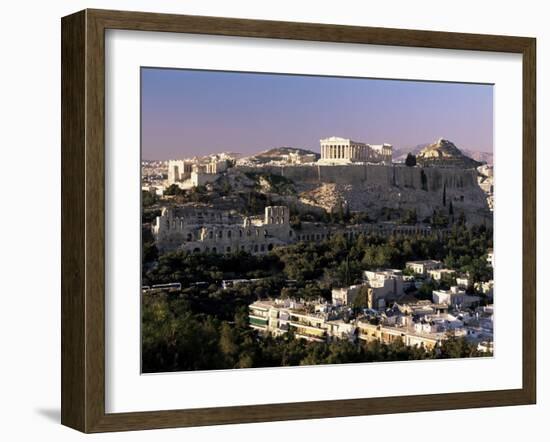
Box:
[141, 68, 493, 160]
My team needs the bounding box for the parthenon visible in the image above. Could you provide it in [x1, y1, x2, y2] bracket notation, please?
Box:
[318, 136, 392, 165]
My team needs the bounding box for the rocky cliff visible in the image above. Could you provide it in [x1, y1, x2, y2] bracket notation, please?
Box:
[234, 163, 492, 226]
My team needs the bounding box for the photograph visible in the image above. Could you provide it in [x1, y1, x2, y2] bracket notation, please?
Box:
[140, 68, 495, 374]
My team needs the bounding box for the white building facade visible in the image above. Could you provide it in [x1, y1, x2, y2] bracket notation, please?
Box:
[152, 205, 294, 255]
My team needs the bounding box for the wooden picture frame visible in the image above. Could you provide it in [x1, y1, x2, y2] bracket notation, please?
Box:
[61, 8, 536, 433]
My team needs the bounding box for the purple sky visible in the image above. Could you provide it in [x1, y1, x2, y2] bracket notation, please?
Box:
[141, 68, 493, 160]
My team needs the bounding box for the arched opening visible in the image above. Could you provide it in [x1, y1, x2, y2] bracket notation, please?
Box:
[267, 243, 274, 251]
[193, 248, 201, 253]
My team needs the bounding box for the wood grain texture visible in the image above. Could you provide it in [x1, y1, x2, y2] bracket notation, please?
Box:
[522, 38, 537, 403]
[60, 8, 537, 433]
[61, 10, 86, 431]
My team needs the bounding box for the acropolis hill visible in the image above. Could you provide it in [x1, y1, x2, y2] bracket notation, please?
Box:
[144, 136, 493, 230]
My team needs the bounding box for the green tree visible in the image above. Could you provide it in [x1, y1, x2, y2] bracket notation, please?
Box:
[163, 184, 184, 196]
[401, 208, 418, 225]
[142, 190, 158, 207]
[219, 322, 239, 366]
[405, 153, 417, 167]
[352, 285, 370, 310]
[337, 202, 345, 223]
[417, 280, 436, 300]
[439, 332, 482, 359]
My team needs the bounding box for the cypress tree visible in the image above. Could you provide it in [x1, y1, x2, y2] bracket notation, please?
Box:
[405, 153, 417, 167]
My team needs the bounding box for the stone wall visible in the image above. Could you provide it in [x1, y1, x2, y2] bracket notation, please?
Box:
[236, 164, 478, 192]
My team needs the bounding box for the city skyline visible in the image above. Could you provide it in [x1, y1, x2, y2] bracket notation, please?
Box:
[141, 68, 493, 160]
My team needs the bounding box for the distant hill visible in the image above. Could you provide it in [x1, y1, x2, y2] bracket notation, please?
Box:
[393, 144, 429, 162]
[243, 147, 320, 164]
[395, 142, 492, 166]
[462, 150, 493, 166]
[416, 138, 481, 168]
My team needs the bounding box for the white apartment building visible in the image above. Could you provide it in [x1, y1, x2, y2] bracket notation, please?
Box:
[432, 286, 480, 308]
[406, 260, 443, 275]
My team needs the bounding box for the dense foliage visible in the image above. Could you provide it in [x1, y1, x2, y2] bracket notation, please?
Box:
[142, 291, 485, 373]
[144, 225, 492, 287]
